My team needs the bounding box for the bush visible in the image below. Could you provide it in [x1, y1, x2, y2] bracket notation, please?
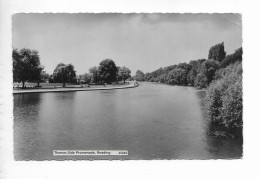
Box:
[221, 77, 242, 128]
[214, 61, 242, 80]
[204, 62, 242, 131]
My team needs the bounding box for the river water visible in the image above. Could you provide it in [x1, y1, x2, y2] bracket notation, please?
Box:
[13, 83, 242, 160]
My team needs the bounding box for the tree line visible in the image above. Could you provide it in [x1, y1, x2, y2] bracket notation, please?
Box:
[13, 49, 131, 88]
[133, 42, 242, 88]
[77, 60, 131, 85]
[133, 42, 243, 137]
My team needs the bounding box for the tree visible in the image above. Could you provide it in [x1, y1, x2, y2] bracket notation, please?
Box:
[34, 71, 49, 87]
[89, 66, 101, 84]
[202, 59, 220, 83]
[158, 74, 167, 83]
[98, 59, 118, 84]
[82, 73, 91, 84]
[195, 59, 220, 88]
[177, 62, 192, 72]
[187, 69, 197, 86]
[13, 48, 43, 88]
[220, 47, 242, 68]
[208, 42, 226, 62]
[53, 63, 76, 87]
[166, 68, 188, 85]
[194, 72, 208, 89]
[144, 72, 151, 81]
[118, 66, 131, 83]
[187, 59, 207, 86]
[135, 70, 145, 81]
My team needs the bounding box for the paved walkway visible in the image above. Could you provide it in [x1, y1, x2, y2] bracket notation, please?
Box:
[13, 83, 138, 94]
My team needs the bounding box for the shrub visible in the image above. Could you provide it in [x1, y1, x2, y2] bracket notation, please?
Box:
[204, 62, 242, 131]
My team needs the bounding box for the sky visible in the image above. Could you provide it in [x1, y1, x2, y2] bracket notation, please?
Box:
[12, 13, 242, 75]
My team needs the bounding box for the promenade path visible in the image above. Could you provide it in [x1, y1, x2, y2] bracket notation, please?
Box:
[13, 83, 138, 94]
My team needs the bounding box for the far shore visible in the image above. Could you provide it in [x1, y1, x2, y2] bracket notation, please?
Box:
[13, 82, 138, 94]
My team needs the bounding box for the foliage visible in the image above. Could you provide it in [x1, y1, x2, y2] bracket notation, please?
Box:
[89, 66, 101, 84]
[208, 42, 226, 62]
[13, 48, 44, 88]
[177, 63, 192, 72]
[220, 47, 242, 68]
[87, 60, 130, 84]
[194, 59, 220, 88]
[187, 59, 206, 85]
[214, 61, 242, 80]
[157, 74, 167, 83]
[53, 63, 76, 87]
[81, 73, 92, 84]
[205, 62, 242, 130]
[166, 68, 188, 85]
[34, 71, 50, 86]
[40, 71, 50, 82]
[98, 59, 118, 84]
[118, 66, 131, 83]
[194, 72, 208, 89]
[135, 70, 145, 81]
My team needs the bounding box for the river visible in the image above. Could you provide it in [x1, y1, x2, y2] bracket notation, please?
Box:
[13, 83, 242, 160]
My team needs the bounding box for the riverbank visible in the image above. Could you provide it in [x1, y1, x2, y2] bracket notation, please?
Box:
[13, 83, 138, 94]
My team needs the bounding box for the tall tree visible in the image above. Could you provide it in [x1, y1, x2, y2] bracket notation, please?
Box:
[53, 63, 76, 87]
[118, 66, 131, 83]
[13, 48, 43, 88]
[135, 70, 145, 81]
[89, 66, 101, 84]
[98, 59, 118, 84]
[208, 42, 226, 62]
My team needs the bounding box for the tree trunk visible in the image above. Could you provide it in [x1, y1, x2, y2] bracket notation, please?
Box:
[37, 82, 40, 87]
[63, 82, 65, 87]
[123, 79, 125, 84]
[22, 81, 25, 88]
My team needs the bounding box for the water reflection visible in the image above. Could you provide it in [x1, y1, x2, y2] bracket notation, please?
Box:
[196, 90, 243, 159]
[13, 94, 42, 160]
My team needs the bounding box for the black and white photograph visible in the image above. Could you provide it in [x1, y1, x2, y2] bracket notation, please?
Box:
[12, 13, 243, 160]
